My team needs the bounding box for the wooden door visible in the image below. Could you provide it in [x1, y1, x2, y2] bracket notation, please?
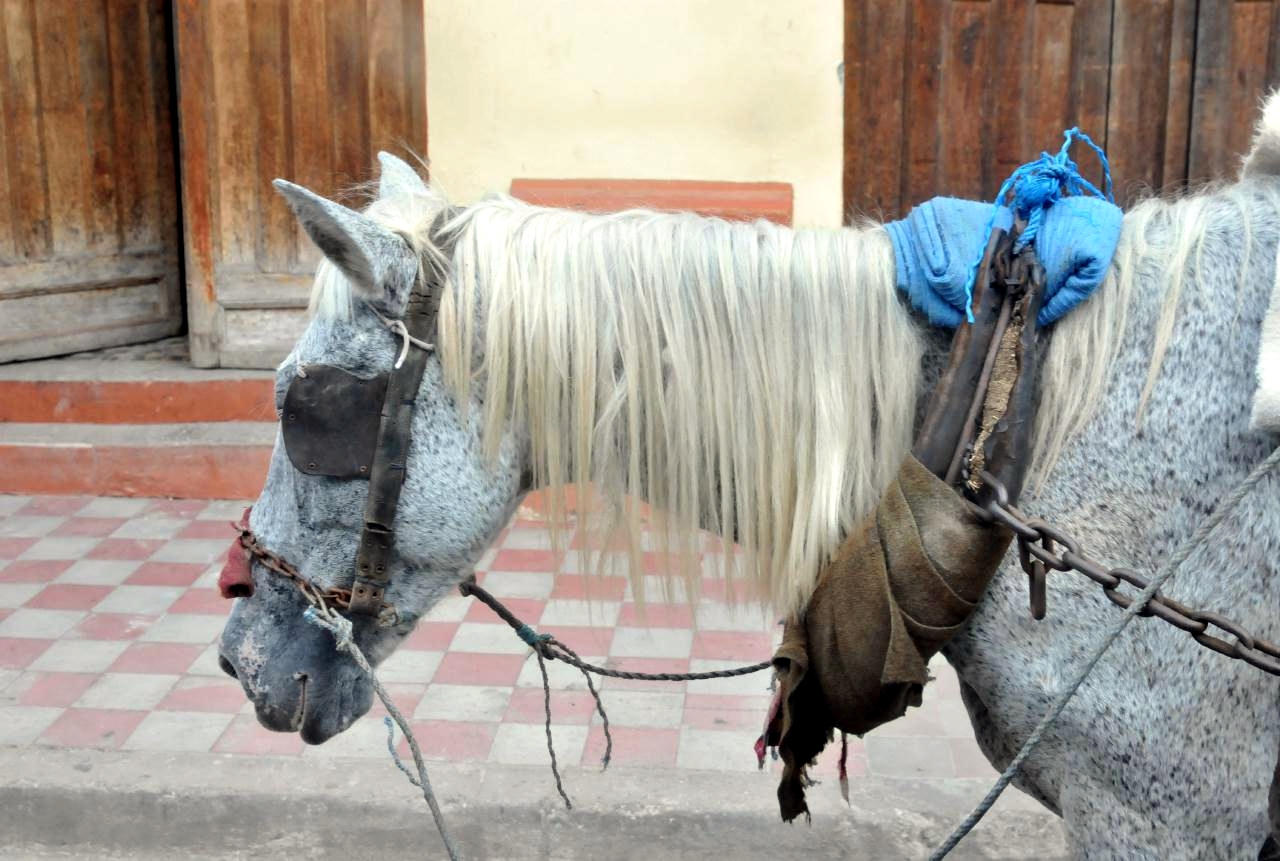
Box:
[0, 0, 182, 363]
[1187, 0, 1280, 184]
[843, 0, 1277, 219]
[174, 0, 427, 368]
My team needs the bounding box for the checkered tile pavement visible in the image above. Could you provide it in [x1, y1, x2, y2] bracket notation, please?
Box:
[0, 493, 996, 783]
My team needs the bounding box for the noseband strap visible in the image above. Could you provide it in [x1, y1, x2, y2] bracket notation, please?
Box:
[348, 254, 447, 616]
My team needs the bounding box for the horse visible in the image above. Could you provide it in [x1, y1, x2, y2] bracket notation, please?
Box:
[215, 93, 1280, 858]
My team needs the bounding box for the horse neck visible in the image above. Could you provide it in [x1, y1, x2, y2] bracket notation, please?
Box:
[451, 207, 926, 616]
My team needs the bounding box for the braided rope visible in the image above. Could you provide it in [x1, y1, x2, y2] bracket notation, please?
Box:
[304, 608, 462, 861]
[457, 577, 771, 807]
[459, 579, 773, 680]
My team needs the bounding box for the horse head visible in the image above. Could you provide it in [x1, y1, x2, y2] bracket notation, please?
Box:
[215, 155, 527, 744]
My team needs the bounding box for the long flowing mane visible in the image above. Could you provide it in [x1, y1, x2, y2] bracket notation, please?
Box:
[309, 179, 1280, 618]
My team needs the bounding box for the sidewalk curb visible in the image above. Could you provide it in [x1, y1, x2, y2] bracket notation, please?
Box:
[0, 748, 1066, 859]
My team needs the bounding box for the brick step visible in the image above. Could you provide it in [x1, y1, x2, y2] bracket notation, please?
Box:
[0, 422, 274, 498]
[0, 358, 275, 424]
[509, 178, 794, 225]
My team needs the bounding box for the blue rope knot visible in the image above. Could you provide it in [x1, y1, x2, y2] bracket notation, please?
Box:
[516, 623, 552, 649]
[961, 127, 1114, 322]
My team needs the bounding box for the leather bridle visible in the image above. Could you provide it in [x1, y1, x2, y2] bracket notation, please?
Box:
[230, 236, 448, 621]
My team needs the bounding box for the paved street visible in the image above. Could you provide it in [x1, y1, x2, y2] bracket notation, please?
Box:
[0, 492, 1064, 858]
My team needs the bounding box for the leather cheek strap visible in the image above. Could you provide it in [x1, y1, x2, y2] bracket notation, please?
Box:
[348, 265, 445, 616]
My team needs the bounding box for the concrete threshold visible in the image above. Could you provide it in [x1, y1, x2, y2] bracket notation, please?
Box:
[0, 748, 1067, 860]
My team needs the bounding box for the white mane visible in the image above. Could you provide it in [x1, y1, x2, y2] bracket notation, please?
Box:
[307, 179, 1280, 618]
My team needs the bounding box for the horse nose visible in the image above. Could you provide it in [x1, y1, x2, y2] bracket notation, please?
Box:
[217, 653, 238, 679]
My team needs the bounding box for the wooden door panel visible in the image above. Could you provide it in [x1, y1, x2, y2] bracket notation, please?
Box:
[845, 0, 1113, 220]
[1189, 0, 1280, 184]
[176, 0, 427, 368]
[842, 0, 1276, 216]
[1105, 0, 1198, 197]
[0, 0, 180, 362]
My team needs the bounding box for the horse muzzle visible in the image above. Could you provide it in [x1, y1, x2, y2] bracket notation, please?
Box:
[217, 597, 375, 744]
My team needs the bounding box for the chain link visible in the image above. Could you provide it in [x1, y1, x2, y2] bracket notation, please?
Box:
[977, 471, 1280, 676]
[236, 527, 399, 628]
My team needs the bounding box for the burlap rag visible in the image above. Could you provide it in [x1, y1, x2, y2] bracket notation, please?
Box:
[766, 454, 1011, 821]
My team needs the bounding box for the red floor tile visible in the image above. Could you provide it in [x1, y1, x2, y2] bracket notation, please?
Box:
[504, 687, 599, 725]
[40, 708, 146, 749]
[695, 577, 762, 603]
[403, 621, 461, 651]
[690, 631, 774, 661]
[617, 602, 694, 628]
[125, 562, 207, 587]
[541, 624, 614, 656]
[108, 643, 205, 674]
[178, 520, 238, 540]
[20, 496, 92, 517]
[489, 549, 563, 572]
[401, 719, 496, 762]
[0, 638, 52, 669]
[464, 596, 545, 624]
[550, 574, 627, 601]
[167, 588, 227, 614]
[52, 518, 127, 538]
[68, 613, 157, 641]
[367, 683, 427, 720]
[213, 714, 306, 756]
[0, 538, 38, 560]
[683, 697, 770, 731]
[146, 499, 207, 518]
[568, 529, 629, 551]
[88, 539, 165, 561]
[641, 552, 697, 576]
[18, 672, 99, 707]
[26, 584, 114, 612]
[432, 652, 527, 686]
[0, 560, 72, 583]
[156, 678, 247, 713]
[683, 693, 772, 712]
[582, 725, 679, 768]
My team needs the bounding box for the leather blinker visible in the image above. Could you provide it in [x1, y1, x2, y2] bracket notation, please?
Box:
[282, 366, 389, 479]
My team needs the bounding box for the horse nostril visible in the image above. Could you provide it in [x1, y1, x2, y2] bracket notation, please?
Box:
[218, 654, 238, 679]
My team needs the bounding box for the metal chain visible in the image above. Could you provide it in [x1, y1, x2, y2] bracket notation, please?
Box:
[976, 469, 1280, 675]
[933, 447, 1280, 859]
[236, 527, 399, 628]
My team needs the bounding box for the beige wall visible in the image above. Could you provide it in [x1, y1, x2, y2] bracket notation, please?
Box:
[425, 1, 844, 227]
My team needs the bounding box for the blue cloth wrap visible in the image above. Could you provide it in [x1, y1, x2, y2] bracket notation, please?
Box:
[884, 196, 1122, 328]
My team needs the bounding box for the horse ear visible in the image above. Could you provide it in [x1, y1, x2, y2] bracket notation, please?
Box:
[377, 152, 428, 200]
[1243, 89, 1280, 179]
[272, 179, 418, 317]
